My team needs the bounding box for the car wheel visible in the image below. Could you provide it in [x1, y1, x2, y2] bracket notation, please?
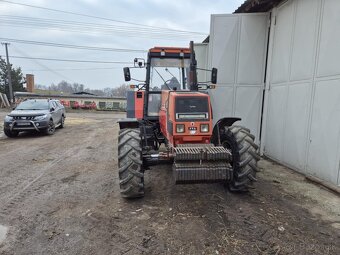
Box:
[4, 128, 19, 138]
[45, 120, 55, 135]
[59, 115, 65, 128]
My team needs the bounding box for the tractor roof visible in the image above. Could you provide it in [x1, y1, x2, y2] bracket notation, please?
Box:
[149, 47, 190, 54]
[162, 90, 209, 97]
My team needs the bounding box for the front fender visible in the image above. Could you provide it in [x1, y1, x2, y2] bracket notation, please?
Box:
[214, 117, 241, 129]
[211, 117, 241, 145]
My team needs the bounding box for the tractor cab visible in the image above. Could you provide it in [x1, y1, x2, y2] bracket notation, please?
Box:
[124, 46, 192, 120]
[124, 45, 216, 121]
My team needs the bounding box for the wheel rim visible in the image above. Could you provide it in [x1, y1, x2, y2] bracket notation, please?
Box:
[48, 122, 55, 133]
[61, 117, 65, 126]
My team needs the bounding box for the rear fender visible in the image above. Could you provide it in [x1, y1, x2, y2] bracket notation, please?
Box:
[118, 118, 139, 129]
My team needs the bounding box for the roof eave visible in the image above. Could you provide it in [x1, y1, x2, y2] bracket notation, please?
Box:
[234, 0, 286, 13]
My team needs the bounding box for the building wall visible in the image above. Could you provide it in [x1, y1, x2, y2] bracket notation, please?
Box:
[194, 43, 209, 83]
[207, 13, 269, 142]
[262, 0, 340, 186]
[15, 94, 127, 111]
[60, 97, 126, 110]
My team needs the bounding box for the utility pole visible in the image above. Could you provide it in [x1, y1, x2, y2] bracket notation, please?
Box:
[1, 42, 13, 103]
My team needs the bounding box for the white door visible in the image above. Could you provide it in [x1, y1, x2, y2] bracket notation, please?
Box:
[262, 0, 340, 186]
[207, 13, 269, 143]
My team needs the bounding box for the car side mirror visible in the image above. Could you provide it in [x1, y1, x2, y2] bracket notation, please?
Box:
[50, 107, 55, 112]
[123, 67, 131, 81]
[211, 68, 218, 84]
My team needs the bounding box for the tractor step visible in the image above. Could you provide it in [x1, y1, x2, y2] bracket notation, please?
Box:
[173, 144, 232, 184]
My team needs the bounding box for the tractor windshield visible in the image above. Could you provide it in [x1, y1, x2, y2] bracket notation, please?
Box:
[150, 58, 190, 91]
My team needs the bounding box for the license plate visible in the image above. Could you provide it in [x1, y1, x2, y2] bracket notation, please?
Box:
[16, 122, 31, 126]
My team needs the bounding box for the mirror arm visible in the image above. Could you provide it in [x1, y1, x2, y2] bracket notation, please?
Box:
[197, 67, 213, 72]
[131, 78, 145, 82]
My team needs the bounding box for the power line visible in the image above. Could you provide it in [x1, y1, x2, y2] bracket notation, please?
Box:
[23, 67, 123, 71]
[0, 0, 206, 35]
[0, 15, 204, 36]
[3, 24, 201, 41]
[11, 44, 74, 82]
[5, 55, 132, 64]
[0, 16, 205, 40]
[0, 37, 147, 52]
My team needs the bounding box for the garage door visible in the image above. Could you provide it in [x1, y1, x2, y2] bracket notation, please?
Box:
[208, 13, 269, 142]
[263, 0, 340, 186]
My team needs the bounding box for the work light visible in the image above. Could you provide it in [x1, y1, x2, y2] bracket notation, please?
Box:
[176, 124, 185, 133]
[200, 124, 209, 133]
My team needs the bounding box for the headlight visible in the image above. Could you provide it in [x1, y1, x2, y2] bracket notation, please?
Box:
[176, 124, 185, 133]
[34, 114, 47, 121]
[4, 115, 13, 122]
[200, 124, 209, 133]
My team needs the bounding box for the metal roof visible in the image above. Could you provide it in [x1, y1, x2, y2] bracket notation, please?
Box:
[234, 0, 286, 13]
[202, 0, 286, 43]
[14, 92, 126, 100]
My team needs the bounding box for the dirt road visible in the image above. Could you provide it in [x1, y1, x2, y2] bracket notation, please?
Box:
[0, 112, 339, 255]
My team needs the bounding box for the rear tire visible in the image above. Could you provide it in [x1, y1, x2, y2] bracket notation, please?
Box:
[4, 128, 19, 138]
[219, 125, 260, 192]
[118, 128, 144, 198]
[59, 115, 65, 128]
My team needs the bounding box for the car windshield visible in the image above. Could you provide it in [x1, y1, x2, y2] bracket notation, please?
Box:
[150, 58, 190, 91]
[16, 100, 49, 110]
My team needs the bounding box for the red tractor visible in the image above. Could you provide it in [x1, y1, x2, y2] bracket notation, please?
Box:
[118, 42, 259, 198]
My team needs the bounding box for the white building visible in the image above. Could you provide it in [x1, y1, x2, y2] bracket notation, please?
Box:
[197, 0, 340, 187]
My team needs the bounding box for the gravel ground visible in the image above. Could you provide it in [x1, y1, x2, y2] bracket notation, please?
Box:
[0, 111, 339, 255]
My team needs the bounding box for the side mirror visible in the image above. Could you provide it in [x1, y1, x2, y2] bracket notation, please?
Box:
[123, 67, 131, 81]
[50, 107, 55, 112]
[211, 68, 218, 84]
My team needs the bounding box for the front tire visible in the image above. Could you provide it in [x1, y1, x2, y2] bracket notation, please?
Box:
[44, 120, 55, 135]
[118, 128, 144, 198]
[4, 128, 19, 138]
[218, 125, 260, 192]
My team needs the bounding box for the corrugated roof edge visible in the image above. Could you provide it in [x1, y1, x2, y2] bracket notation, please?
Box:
[14, 92, 126, 100]
[202, 0, 286, 43]
[234, 0, 286, 13]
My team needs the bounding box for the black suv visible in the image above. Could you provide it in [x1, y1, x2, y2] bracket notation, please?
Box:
[3, 99, 66, 137]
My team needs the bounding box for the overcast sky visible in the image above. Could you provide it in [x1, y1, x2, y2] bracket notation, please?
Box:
[0, 0, 244, 89]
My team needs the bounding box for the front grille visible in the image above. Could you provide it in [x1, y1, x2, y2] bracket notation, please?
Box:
[13, 116, 35, 120]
